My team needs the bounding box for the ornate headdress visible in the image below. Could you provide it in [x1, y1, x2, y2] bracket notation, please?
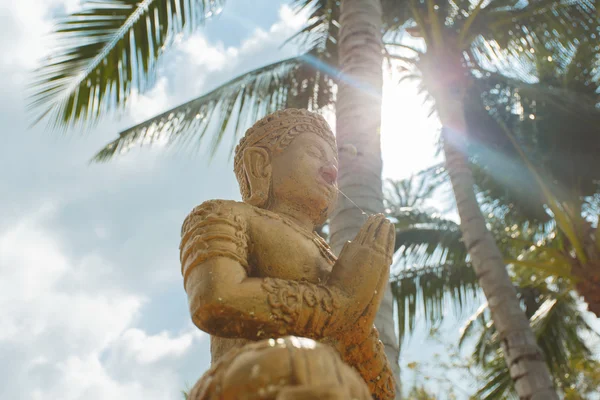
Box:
[234, 109, 336, 204]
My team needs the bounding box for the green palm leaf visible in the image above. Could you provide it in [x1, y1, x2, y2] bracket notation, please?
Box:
[29, 0, 224, 130]
[392, 205, 466, 267]
[94, 53, 334, 162]
[286, 0, 339, 59]
[392, 262, 479, 345]
[92, 52, 337, 161]
[463, 284, 599, 399]
[91, 0, 341, 161]
[387, 175, 477, 344]
[475, 356, 519, 400]
[470, 0, 598, 65]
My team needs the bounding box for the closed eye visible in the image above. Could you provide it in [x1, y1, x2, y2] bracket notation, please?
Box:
[306, 145, 324, 159]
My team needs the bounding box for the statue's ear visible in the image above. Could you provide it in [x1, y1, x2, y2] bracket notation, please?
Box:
[243, 147, 272, 207]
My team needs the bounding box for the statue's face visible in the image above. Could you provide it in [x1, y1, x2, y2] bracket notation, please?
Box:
[269, 131, 338, 223]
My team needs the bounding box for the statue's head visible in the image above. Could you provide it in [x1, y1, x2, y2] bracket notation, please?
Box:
[234, 109, 338, 225]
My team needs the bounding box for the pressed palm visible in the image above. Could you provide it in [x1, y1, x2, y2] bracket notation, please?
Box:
[332, 1, 402, 396]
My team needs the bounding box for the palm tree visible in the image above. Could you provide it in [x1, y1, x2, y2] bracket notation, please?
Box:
[331, 2, 402, 391]
[387, 47, 600, 386]
[381, 2, 598, 398]
[385, 172, 476, 344]
[458, 264, 600, 399]
[29, 1, 598, 397]
[465, 41, 600, 317]
[390, 17, 600, 396]
[387, 175, 600, 399]
[28, 0, 401, 394]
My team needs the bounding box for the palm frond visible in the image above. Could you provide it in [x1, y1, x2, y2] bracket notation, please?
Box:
[394, 224, 466, 267]
[493, 115, 588, 263]
[530, 296, 596, 378]
[391, 262, 479, 345]
[467, 286, 599, 398]
[287, 0, 339, 61]
[385, 173, 478, 344]
[475, 67, 600, 116]
[471, 0, 599, 64]
[29, 0, 224, 131]
[92, 53, 336, 161]
[457, 0, 489, 47]
[465, 45, 600, 226]
[458, 301, 488, 349]
[475, 356, 519, 400]
[384, 167, 447, 212]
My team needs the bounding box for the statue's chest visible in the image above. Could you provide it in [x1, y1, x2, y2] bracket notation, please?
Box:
[248, 216, 335, 284]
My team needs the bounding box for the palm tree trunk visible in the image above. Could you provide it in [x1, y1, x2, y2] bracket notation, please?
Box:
[438, 98, 558, 400]
[572, 262, 600, 317]
[331, 0, 401, 397]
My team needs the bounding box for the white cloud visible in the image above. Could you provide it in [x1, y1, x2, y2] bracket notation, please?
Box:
[0, 2, 324, 400]
[0, 207, 206, 400]
[110, 328, 200, 365]
[128, 77, 172, 124]
[127, 4, 310, 122]
[271, 4, 308, 34]
[179, 35, 239, 71]
[1, 0, 83, 70]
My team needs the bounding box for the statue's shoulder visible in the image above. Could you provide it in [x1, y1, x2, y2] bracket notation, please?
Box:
[188, 199, 249, 215]
[181, 200, 251, 237]
[180, 200, 252, 275]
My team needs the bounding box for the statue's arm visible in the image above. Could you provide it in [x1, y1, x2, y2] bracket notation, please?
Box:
[183, 258, 342, 339]
[180, 200, 344, 340]
[341, 326, 396, 400]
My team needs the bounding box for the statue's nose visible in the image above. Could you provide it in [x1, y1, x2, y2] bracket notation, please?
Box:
[320, 164, 338, 184]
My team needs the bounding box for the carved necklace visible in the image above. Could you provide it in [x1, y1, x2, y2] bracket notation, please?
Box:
[253, 207, 337, 265]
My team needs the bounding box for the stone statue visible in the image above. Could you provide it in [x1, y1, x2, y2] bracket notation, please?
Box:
[180, 109, 396, 400]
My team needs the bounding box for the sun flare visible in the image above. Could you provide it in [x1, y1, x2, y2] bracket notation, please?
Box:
[380, 72, 441, 181]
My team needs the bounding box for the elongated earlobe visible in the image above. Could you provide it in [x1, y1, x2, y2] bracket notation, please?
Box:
[243, 147, 272, 207]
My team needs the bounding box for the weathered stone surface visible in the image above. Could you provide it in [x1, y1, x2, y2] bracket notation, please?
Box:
[179, 109, 396, 399]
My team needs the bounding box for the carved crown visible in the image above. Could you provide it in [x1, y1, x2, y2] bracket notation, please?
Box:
[233, 109, 336, 203]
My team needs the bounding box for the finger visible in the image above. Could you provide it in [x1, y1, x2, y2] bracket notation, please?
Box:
[374, 218, 391, 244]
[386, 224, 396, 260]
[354, 215, 375, 243]
[373, 264, 390, 309]
[369, 215, 389, 251]
[362, 214, 384, 245]
[357, 214, 381, 244]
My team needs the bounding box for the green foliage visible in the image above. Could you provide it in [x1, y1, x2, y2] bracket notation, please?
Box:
[31, 0, 598, 163]
[92, 0, 340, 161]
[387, 174, 479, 345]
[29, 0, 224, 131]
[468, 42, 600, 226]
[469, 0, 598, 67]
[386, 171, 600, 398]
[92, 56, 334, 161]
[459, 278, 600, 399]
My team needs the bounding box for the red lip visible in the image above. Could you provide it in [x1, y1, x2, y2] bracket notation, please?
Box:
[319, 164, 338, 185]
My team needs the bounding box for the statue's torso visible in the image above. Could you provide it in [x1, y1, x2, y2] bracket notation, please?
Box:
[248, 209, 335, 282]
[210, 203, 338, 363]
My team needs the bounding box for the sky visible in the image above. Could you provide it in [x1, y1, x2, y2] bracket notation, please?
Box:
[0, 1, 487, 399]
